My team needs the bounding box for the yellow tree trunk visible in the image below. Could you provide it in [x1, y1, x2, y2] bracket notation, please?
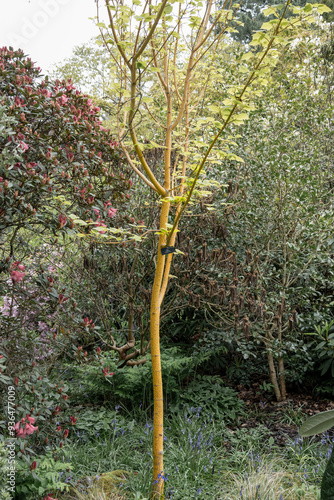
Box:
[150, 200, 170, 499]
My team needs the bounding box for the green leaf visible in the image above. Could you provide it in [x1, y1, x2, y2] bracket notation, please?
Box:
[263, 6, 278, 16]
[321, 447, 334, 500]
[317, 4, 332, 13]
[303, 3, 313, 12]
[320, 358, 333, 376]
[142, 97, 154, 104]
[299, 410, 334, 437]
[164, 4, 173, 14]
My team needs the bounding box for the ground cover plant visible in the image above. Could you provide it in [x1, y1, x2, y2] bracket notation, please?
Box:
[24, 387, 334, 499]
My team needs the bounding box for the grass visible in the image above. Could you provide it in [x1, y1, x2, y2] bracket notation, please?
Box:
[51, 403, 332, 500]
[10, 368, 331, 500]
[217, 460, 320, 499]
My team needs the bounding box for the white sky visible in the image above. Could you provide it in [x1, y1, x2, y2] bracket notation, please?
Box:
[1, 0, 101, 73]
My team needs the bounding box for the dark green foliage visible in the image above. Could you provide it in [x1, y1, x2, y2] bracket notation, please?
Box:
[227, 0, 281, 43]
[221, 0, 333, 44]
[62, 349, 243, 421]
[307, 321, 334, 378]
[169, 374, 245, 420]
[322, 447, 334, 500]
[15, 450, 71, 500]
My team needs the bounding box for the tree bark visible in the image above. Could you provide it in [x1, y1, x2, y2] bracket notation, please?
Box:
[266, 337, 282, 402]
[150, 201, 170, 498]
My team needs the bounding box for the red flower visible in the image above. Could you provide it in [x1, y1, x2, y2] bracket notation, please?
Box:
[30, 461, 37, 470]
[63, 429, 69, 439]
[58, 294, 68, 304]
[59, 214, 66, 228]
[14, 377, 19, 386]
[19, 140, 29, 151]
[70, 416, 77, 425]
[102, 367, 115, 377]
[96, 347, 101, 355]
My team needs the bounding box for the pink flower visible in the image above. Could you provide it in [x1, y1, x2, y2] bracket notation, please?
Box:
[19, 140, 29, 151]
[14, 422, 25, 438]
[108, 208, 117, 218]
[11, 270, 25, 283]
[60, 95, 68, 105]
[15, 417, 38, 438]
[25, 422, 38, 435]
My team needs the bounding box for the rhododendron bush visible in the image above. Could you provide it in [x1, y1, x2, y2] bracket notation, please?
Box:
[0, 47, 131, 255]
[0, 46, 132, 375]
[0, 47, 134, 498]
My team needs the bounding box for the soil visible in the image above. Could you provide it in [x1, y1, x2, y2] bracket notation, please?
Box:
[233, 382, 334, 446]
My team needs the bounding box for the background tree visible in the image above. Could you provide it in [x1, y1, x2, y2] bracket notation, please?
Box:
[222, 0, 333, 43]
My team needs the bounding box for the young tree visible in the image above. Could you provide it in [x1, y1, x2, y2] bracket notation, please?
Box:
[94, 0, 327, 496]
